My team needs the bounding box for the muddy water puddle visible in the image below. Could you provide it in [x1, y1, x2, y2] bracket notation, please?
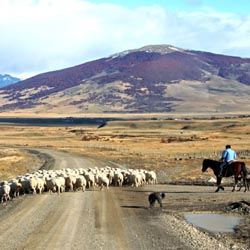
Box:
[184, 213, 244, 233]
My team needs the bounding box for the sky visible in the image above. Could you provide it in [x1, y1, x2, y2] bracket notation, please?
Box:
[1, 0, 250, 79]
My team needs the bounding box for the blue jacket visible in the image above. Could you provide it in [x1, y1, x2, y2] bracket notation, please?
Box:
[221, 148, 237, 163]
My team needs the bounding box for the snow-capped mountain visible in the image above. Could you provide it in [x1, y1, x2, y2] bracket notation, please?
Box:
[0, 74, 20, 88]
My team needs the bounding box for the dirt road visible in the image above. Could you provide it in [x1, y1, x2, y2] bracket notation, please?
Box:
[0, 149, 249, 250]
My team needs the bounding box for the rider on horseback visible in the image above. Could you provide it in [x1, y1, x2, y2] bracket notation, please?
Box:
[218, 145, 237, 177]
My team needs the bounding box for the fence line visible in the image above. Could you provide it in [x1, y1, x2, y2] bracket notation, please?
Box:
[82, 144, 250, 159]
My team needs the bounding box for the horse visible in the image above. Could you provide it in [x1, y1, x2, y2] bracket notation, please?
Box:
[202, 159, 248, 192]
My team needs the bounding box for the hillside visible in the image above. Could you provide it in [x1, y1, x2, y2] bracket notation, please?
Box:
[0, 74, 20, 88]
[0, 45, 250, 114]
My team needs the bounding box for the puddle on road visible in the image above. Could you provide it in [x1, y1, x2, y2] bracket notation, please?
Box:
[184, 213, 244, 233]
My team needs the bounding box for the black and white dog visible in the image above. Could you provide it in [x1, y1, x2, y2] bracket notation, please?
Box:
[148, 192, 165, 208]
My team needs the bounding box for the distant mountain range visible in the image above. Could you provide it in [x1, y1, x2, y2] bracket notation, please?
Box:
[0, 74, 20, 88]
[0, 45, 250, 114]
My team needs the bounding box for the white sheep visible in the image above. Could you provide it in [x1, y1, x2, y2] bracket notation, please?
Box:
[9, 179, 22, 198]
[18, 177, 30, 194]
[36, 177, 46, 194]
[45, 177, 55, 193]
[0, 165, 157, 202]
[129, 173, 142, 187]
[106, 169, 115, 186]
[138, 171, 146, 186]
[65, 175, 76, 192]
[0, 182, 11, 203]
[54, 176, 65, 193]
[84, 172, 95, 189]
[145, 170, 157, 184]
[28, 176, 39, 195]
[95, 173, 109, 190]
[74, 175, 86, 192]
[113, 171, 124, 187]
[45, 176, 64, 194]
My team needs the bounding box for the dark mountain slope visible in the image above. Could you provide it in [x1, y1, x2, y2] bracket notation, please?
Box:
[0, 45, 250, 114]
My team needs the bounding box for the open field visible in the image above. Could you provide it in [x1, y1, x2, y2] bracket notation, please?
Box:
[0, 115, 250, 183]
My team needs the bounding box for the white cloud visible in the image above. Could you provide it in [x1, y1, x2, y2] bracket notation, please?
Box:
[0, 0, 250, 79]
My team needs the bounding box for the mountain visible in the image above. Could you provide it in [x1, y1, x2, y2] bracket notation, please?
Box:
[0, 45, 250, 114]
[0, 74, 20, 88]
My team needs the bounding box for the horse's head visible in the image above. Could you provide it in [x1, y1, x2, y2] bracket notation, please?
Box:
[202, 159, 209, 172]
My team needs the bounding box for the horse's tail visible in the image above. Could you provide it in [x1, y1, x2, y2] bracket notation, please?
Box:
[241, 162, 248, 177]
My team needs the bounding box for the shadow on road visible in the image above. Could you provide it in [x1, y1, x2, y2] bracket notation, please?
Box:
[121, 205, 149, 209]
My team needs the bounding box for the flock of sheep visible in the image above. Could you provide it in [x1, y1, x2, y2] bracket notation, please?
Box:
[0, 166, 157, 203]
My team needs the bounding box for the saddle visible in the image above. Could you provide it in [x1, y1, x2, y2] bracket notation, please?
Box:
[222, 161, 234, 176]
[223, 160, 234, 167]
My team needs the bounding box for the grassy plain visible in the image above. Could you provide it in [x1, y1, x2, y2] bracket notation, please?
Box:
[0, 115, 250, 183]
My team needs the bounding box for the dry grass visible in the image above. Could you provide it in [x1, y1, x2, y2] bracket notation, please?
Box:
[0, 116, 250, 183]
[0, 149, 39, 181]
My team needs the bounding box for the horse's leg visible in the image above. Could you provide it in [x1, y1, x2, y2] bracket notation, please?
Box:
[215, 177, 223, 192]
[236, 177, 245, 191]
[243, 178, 247, 192]
[237, 184, 242, 191]
[232, 177, 238, 192]
[235, 175, 247, 192]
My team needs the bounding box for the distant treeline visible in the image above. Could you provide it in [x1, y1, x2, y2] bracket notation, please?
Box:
[0, 117, 117, 126]
[0, 113, 249, 126]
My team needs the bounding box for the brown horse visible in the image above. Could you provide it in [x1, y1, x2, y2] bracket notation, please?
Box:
[202, 159, 248, 192]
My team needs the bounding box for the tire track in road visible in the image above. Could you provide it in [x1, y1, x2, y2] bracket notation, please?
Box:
[6, 191, 97, 250]
[0, 194, 59, 250]
[92, 188, 129, 250]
